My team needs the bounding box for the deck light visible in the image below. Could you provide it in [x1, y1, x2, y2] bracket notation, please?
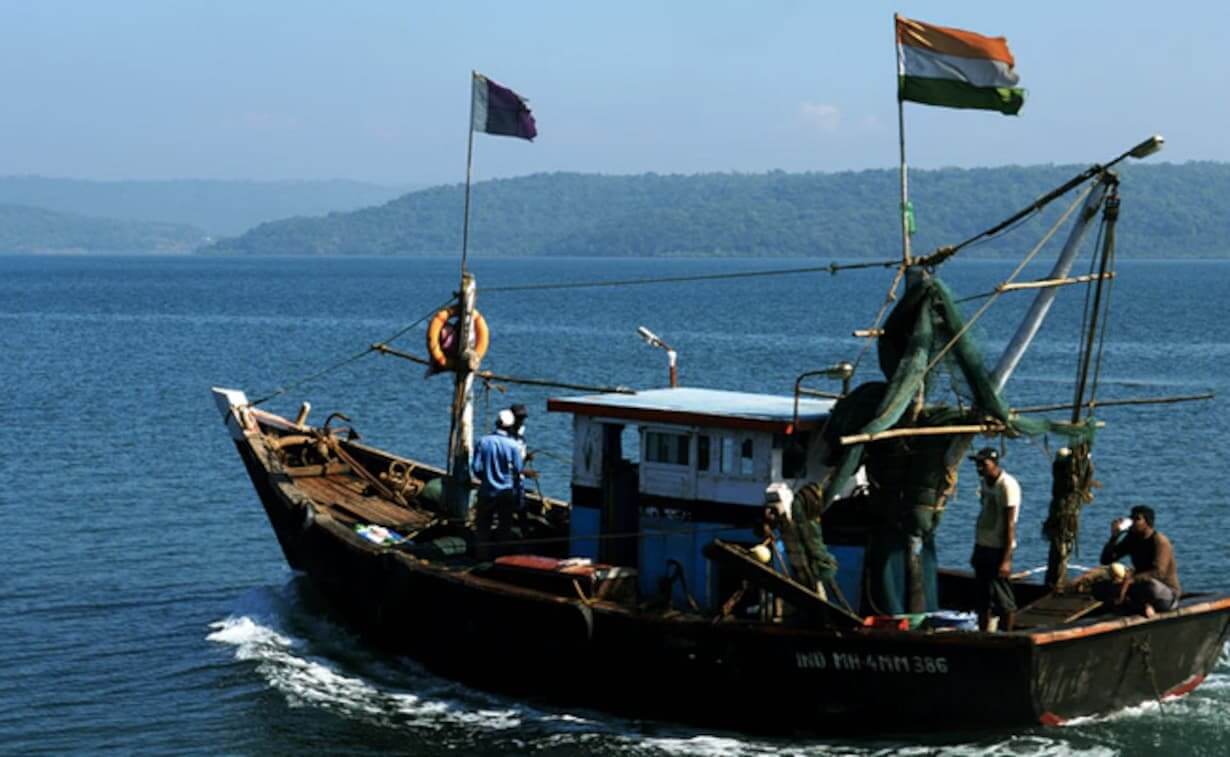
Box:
[637, 326, 678, 388]
[1105, 134, 1165, 170]
[1127, 134, 1164, 160]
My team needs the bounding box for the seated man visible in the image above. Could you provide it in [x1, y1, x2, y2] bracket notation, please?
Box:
[1097, 505, 1181, 617]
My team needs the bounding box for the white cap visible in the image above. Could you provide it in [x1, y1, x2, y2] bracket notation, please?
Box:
[496, 409, 515, 429]
[764, 483, 794, 521]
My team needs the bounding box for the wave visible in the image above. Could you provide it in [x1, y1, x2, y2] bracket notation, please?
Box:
[204, 584, 1198, 756]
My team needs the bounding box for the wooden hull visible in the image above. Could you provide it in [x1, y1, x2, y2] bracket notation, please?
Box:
[216, 391, 1230, 734]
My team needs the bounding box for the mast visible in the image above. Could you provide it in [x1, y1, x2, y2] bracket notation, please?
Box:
[445, 72, 481, 519]
[1041, 184, 1120, 588]
[442, 70, 537, 521]
[461, 71, 478, 273]
[1070, 187, 1119, 422]
[895, 13, 912, 265]
[444, 272, 478, 520]
[990, 174, 1114, 391]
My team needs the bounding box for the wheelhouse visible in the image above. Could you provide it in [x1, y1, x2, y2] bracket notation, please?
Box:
[547, 387, 846, 611]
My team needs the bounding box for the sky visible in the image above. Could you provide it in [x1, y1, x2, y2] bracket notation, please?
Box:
[0, 1, 1225, 186]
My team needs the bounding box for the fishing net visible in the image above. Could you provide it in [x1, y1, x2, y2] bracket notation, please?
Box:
[819, 273, 1098, 612]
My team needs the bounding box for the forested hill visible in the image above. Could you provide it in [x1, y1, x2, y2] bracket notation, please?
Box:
[201, 162, 1230, 258]
[0, 204, 205, 254]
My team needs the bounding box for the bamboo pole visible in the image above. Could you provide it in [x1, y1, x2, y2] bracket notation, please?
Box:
[460, 71, 477, 273]
[841, 423, 1006, 446]
[841, 419, 1102, 447]
[1012, 392, 1214, 415]
[894, 14, 911, 265]
[444, 274, 477, 520]
[996, 272, 1114, 293]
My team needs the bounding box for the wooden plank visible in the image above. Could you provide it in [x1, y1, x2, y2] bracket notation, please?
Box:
[702, 539, 862, 628]
[284, 461, 351, 478]
[295, 475, 432, 530]
[1014, 591, 1104, 629]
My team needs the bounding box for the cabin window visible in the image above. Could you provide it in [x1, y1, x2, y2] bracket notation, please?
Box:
[697, 434, 711, 471]
[621, 425, 639, 464]
[645, 431, 690, 466]
[719, 436, 756, 477]
[719, 437, 736, 473]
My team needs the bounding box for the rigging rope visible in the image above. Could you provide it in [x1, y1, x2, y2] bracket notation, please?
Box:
[1088, 227, 1118, 414]
[922, 186, 1092, 377]
[249, 295, 456, 407]
[480, 259, 899, 293]
[1071, 217, 1109, 417]
[252, 170, 1109, 407]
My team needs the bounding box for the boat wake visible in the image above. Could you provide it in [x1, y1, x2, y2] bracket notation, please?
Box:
[203, 583, 1186, 755]
[206, 582, 569, 736]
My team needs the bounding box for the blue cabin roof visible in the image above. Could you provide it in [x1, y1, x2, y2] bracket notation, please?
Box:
[546, 387, 834, 434]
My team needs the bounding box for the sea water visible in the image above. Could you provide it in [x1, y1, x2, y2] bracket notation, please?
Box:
[1, 254, 1227, 755]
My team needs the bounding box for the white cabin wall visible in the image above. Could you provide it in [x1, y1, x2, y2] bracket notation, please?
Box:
[571, 415, 603, 487]
[695, 429, 773, 505]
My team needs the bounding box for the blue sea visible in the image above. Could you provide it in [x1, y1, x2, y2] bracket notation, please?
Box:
[2, 254, 1228, 755]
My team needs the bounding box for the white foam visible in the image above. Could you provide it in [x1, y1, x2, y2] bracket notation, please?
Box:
[207, 604, 541, 733]
[206, 589, 1229, 753]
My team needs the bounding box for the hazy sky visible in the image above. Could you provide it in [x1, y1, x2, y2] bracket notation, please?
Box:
[1, 1, 1224, 185]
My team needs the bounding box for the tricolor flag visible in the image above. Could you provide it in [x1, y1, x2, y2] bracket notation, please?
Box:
[896, 15, 1025, 116]
[471, 72, 538, 140]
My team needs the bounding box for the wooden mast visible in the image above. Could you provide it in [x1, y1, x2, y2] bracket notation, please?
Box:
[444, 274, 478, 520]
[444, 72, 481, 521]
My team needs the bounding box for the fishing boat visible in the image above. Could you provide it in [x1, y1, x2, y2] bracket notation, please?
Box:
[215, 16, 1228, 731]
[212, 135, 1229, 733]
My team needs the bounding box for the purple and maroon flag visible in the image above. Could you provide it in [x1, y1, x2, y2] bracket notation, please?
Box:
[471, 73, 537, 140]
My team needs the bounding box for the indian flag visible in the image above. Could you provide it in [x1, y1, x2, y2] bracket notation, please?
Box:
[896, 15, 1025, 115]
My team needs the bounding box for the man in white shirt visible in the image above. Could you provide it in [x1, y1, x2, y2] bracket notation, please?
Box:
[969, 447, 1021, 631]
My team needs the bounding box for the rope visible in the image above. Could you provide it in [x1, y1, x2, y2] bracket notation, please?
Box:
[250, 295, 455, 407]
[921, 186, 1091, 376]
[1072, 221, 1106, 401]
[374, 343, 636, 395]
[1133, 637, 1167, 714]
[480, 259, 899, 293]
[849, 262, 908, 376]
[459, 521, 754, 549]
[1088, 238, 1118, 412]
[663, 559, 702, 612]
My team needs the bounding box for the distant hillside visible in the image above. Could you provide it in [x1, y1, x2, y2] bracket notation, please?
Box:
[201, 162, 1230, 259]
[0, 176, 411, 236]
[0, 204, 205, 254]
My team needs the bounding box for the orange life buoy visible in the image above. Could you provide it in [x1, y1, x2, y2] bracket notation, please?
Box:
[426, 305, 489, 369]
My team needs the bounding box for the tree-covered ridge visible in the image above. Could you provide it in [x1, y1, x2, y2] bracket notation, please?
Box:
[202, 162, 1230, 258]
[0, 204, 206, 254]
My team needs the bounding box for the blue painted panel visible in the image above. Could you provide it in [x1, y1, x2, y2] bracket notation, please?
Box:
[638, 517, 752, 611]
[569, 505, 601, 560]
[830, 545, 865, 616]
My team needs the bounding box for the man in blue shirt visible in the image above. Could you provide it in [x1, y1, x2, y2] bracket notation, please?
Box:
[472, 409, 525, 558]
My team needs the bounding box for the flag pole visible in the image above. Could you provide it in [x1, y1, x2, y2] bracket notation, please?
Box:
[895, 14, 911, 266]
[460, 71, 477, 274]
[445, 71, 480, 519]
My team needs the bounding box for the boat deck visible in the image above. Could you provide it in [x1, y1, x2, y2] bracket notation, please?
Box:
[290, 463, 437, 532]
